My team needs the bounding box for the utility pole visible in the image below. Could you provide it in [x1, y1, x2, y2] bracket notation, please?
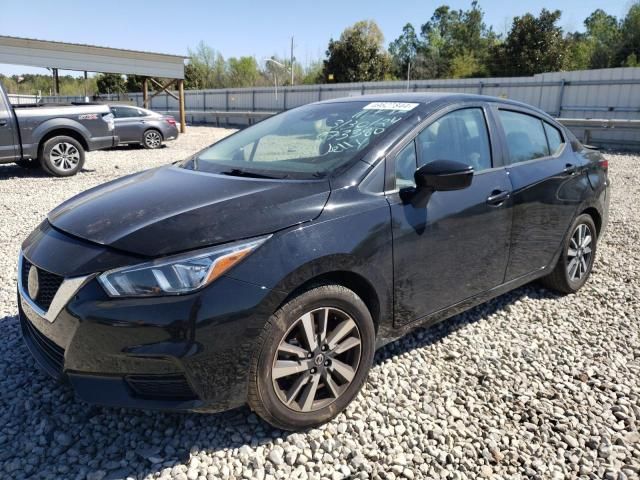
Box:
[406, 63, 411, 91]
[51, 68, 59, 96]
[290, 36, 295, 86]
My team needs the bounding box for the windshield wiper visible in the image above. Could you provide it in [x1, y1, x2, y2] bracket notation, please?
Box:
[220, 168, 285, 179]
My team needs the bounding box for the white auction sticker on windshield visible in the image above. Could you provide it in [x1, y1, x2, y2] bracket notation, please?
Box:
[363, 102, 419, 111]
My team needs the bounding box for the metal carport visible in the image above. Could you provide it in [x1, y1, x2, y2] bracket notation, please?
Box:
[0, 35, 187, 132]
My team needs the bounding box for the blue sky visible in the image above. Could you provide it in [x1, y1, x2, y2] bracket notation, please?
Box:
[0, 0, 633, 76]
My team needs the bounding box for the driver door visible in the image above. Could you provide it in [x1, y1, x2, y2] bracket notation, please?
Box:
[387, 104, 513, 326]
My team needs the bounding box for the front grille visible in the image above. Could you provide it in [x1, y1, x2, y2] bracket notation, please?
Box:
[21, 258, 64, 311]
[126, 374, 197, 400]
[20, 312, 65, 378]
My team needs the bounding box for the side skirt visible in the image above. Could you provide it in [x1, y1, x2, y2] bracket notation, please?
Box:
[375, 266, 550, 349]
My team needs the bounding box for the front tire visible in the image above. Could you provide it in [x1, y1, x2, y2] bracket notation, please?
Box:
[142, 129, 163, 149]
[248, 285, 375, 430]
[40, 136, 85, 177]
[541, 214, 597, 294]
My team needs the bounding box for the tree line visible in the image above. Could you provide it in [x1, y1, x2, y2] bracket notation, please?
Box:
[329, 1, 640, 83]
[0, 73, 98, 96]
[2, 1, 638, 96]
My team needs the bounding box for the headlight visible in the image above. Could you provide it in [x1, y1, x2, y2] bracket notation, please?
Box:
[98, 235, 270, 297]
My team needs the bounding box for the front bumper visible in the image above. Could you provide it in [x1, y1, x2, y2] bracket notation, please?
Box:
[18, 249, 285, 413]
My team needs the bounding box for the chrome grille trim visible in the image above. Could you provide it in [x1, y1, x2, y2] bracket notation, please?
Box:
[17, 252, 96, 323]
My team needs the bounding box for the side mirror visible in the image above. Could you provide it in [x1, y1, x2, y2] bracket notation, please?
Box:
[414, 160, 474, 192]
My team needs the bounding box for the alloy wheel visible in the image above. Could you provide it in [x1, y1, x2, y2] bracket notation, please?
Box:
[145, 131, 162, 148]
[567, 223, 593, 282]
[50, 142, 80, 171]
[271, 307, 362, 412]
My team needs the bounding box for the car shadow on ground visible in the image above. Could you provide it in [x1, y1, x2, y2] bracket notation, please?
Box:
[104, 144, 168, 151]
[0, 164, 51, 179]
[2, 283, 560, 478]
[0, 164, 97, 179]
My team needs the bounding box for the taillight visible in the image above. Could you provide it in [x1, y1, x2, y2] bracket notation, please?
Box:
[165, 116, 177, 127]
[599, 159, 608, 171]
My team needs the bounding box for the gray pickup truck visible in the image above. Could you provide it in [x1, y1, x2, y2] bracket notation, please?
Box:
[0, 81, 118, 177]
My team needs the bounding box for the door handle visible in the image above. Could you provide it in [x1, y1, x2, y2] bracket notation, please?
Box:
[564, 163, 578, 175]
[0, 119, 7, 127]
[486, 189, 510, 206]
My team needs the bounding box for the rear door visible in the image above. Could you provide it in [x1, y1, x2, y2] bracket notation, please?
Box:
[491, 105, 589, 281]
[112, 106, 146, 143]
[0, 91, 18, 162]
[388, 103, 513, 326]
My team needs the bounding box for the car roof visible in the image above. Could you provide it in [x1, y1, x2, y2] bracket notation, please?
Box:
[318, 92, 550, 118]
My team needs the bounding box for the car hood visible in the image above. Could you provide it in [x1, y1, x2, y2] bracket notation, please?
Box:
[48, 166, 331, 257]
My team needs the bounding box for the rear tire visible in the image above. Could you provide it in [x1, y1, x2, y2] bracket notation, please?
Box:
[541, 214, 597, 294]
[39, 136, 85, 177]
[248, 285, 375, 430]
[142, 129, 163, 149]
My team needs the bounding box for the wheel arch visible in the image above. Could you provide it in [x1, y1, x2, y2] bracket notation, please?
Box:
[143, 127, 163, 140]
[278, 270, 382, 335]
[38, 128, 89, 156]
[581, 206, 602, 236]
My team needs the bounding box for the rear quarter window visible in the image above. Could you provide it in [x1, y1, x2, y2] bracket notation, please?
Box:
[544, 122, 564, 155]
[499, 110, 550, 164]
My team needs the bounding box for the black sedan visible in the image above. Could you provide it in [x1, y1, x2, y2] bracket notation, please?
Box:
[18, 93, 609, 430]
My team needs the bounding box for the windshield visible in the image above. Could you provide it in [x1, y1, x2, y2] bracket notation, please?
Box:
[182, 101, 419, 179]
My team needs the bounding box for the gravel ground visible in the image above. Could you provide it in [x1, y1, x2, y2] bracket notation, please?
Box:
[0, 129, 638, 480]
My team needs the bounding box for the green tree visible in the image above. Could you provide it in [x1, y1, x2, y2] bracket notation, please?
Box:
[1, 73, 99, 96]
[419, 6, 459, 78]
[391, 2, 497, 79]
[388, 23, 421, 79]
[322, 20, 391, 82]
[0, 74, 19, 94]
[450, 50, 483, 78]
[564, 32, 593, 71]
[125, 74, 160, 93]
[96, 73, 126, 94]
[584, 9, 621, 68]
[616, 2, 640, 67]
[184, 41, 226, 89]
[492, 9, 567, 76]
[301, 61, 324, 84]
[226, 57, 260, 87]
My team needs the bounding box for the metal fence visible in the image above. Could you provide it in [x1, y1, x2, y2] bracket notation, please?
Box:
[6, 93, 41, 104]
[9, 67, 640, 148]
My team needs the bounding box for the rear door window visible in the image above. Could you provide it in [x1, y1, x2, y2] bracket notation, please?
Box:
[499, 110, 550, 164]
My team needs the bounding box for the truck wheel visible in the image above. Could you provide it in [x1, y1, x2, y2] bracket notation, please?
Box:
[15, 159, 40, 169]
[142, 129, 163, 149]
[40, 136, 85, 177]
